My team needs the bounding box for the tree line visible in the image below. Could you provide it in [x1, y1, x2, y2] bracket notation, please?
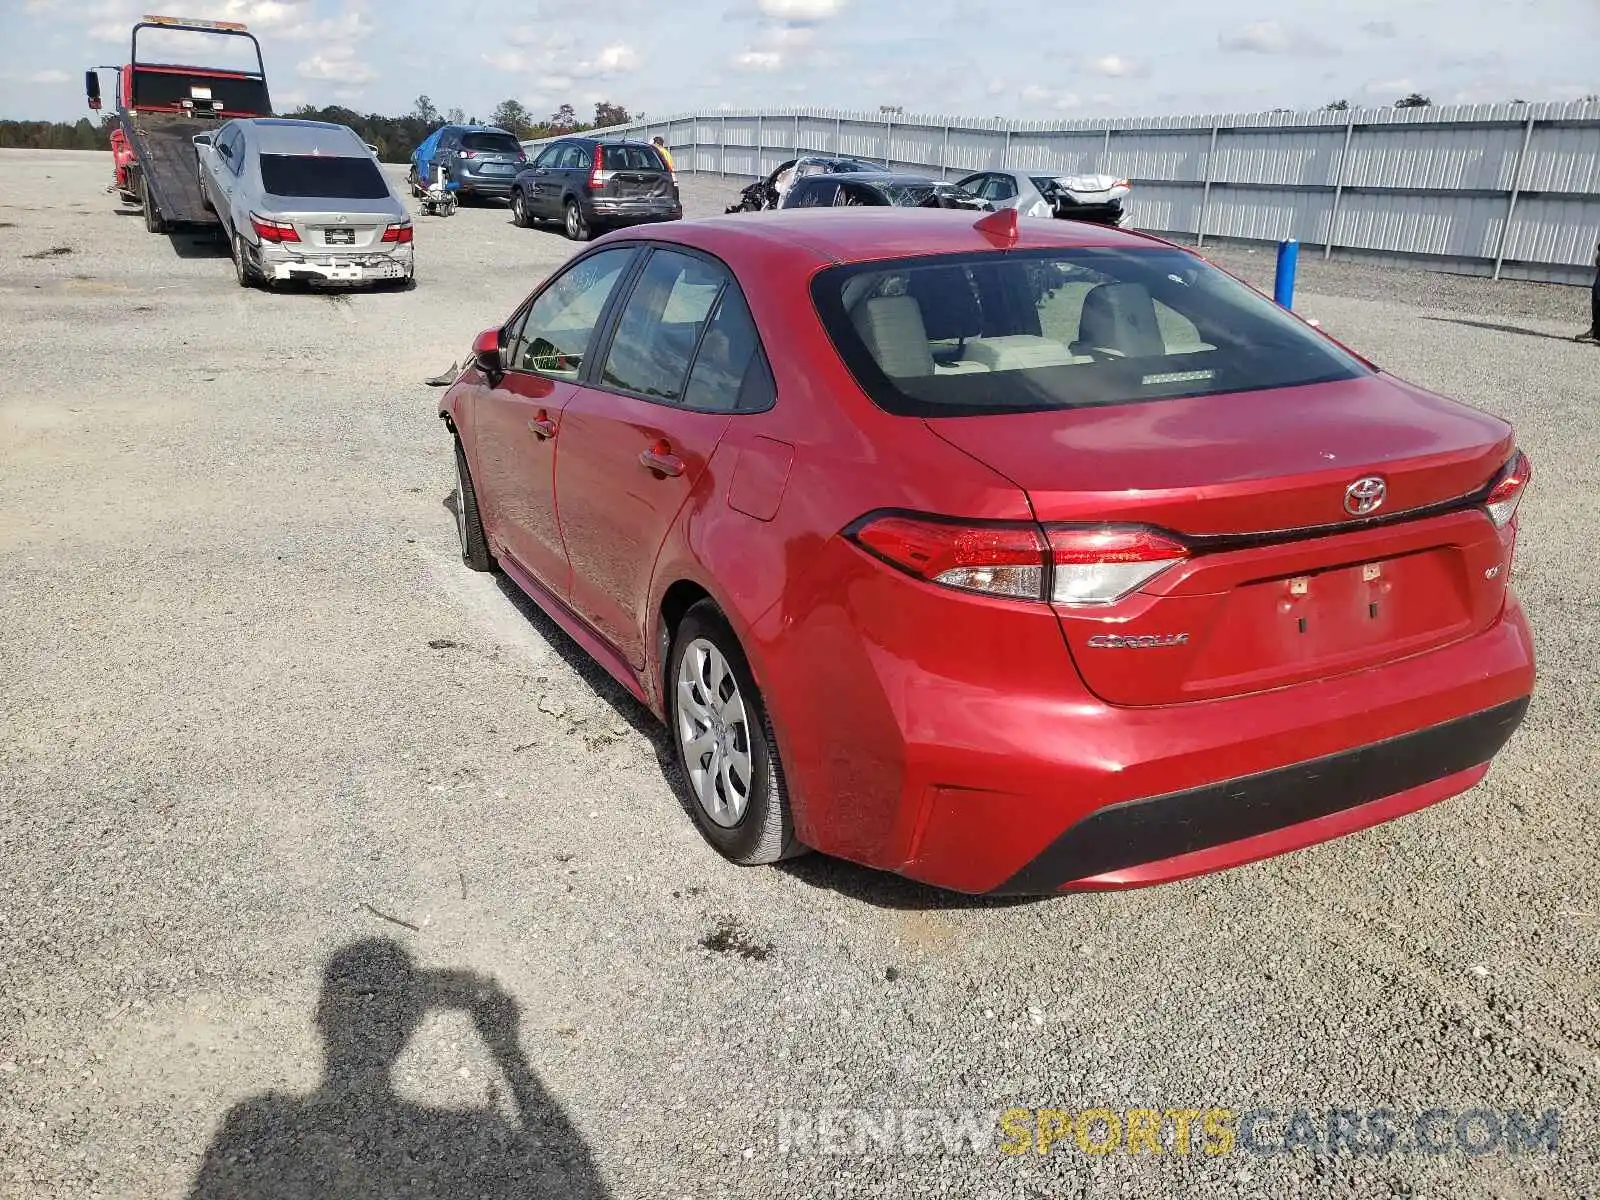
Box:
[0, 95, 636, 159]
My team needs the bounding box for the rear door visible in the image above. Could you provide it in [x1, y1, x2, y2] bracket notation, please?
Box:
[461, 129, 526, 183]
[594, 143, 673, 204]
[470, 245, 641, 593]
[555, 246, 771, 667]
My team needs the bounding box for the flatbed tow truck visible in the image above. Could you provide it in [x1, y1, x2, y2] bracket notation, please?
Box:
[85, 14, 272, 234]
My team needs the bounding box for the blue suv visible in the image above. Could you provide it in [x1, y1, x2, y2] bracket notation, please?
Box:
[408, 124, 527, 203]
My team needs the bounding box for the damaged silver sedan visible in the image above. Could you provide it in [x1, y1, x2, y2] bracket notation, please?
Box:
[196, 117, 414, 289]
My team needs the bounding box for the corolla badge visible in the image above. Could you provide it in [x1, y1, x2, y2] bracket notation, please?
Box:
[1086, 633, 1190, 649]
[1344, 475, 1387, 516]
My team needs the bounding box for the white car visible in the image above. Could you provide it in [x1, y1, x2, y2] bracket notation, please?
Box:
[955, 168, 1131, 226]
[195, 117, 414, 289]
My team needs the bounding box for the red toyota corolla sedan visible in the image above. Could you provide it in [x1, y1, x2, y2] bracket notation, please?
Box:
[438, 205, 1535, 895]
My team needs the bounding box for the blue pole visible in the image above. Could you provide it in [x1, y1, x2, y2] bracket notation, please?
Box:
[1274, 238, 1299, 308]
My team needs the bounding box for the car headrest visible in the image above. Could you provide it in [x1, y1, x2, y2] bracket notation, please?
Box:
[906, 266, 982, 343]
[852, 294, 935, 378]
[1077, 282, 1164, 357]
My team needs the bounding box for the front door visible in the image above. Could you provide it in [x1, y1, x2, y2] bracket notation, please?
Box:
[555, 245, 773, 667]
[469, 244, 640, 594]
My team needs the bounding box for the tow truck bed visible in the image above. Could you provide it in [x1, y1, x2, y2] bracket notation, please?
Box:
[126, 114, 216, 227]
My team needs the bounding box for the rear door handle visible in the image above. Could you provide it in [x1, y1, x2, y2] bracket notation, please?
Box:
[639, 444, 685, 477]
[527, 413, 556, 439]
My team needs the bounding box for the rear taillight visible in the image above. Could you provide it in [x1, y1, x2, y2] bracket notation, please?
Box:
[1113, 178, 1131, 190]
[249, 213, 299, 243]
[1046, 528, 1188, 605]
[1484, 449, 1532, 528]
[846, 514, 1189, 605]
[458, 149, 476, 159]
[851, 515, 1045, 600]
[381, 221, 414, 244]
[590, 162, 606, 190]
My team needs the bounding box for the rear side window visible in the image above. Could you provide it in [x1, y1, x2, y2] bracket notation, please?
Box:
[600, 248, 772, 411]
[602, 144, 665, 171]
[812, 247, 1369, 417]
[259, 153, 388, 199]
[462, 131, 522, 154]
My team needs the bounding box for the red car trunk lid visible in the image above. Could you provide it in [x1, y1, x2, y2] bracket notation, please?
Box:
[926, 375, 1518, 706]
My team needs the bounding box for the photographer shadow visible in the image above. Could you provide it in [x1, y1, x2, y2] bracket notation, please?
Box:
[188, 938, 609, 1200]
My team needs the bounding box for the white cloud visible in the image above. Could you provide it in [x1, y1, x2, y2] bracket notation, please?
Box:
[735, 49, 782, 71]
[482, 50, 529, 72]
[986, 79, 1006, 98]
[29, 69, 70, 84]
[1365, 78, 1418, 95]
[1218, 20, 1335, 56]
[1020, 84, 1082, 111]
[1361, 20, 1397, 38]
[569, 42, 640, 77]
[756, 0, 842, 19]
[1087, 54, 1140, 78]
[297, 47, 375, 85]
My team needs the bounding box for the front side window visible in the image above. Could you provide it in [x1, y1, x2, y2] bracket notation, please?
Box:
[506, 247, 636, 379]
[813, 247, 1370, 417]
[787, 181, 833, 208]
[531, 142, 564, 168]
[258, 153, 389, 199]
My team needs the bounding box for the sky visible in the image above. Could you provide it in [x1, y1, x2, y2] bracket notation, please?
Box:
[2, 0, 1597, 124]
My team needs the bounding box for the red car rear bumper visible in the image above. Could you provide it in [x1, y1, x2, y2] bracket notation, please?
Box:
[756, 569, 1535, 895]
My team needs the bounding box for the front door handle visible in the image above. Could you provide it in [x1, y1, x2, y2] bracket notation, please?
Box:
[527, 413, 556, 439]
[639, 443, 685, 477]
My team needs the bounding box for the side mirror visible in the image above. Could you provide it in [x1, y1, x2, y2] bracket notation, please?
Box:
[473, 328, 504, 376]
[85, 69, 101, 111]
[193, 132, 214, 148]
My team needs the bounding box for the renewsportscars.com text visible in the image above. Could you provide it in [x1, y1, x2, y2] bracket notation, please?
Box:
[774, 1106, 1561, 1158]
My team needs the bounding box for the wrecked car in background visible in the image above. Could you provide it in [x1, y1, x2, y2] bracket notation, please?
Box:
[724, 154, 885, 212]
[956, 168, 1132, 225]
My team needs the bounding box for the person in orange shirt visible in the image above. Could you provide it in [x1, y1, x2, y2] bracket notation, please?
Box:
[652, 135, 675, 172]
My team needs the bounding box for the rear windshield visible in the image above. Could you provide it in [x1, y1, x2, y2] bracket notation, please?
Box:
[602, 144, 665, 171]
[462, 131, 523, 154]
[259, 153, 389, 199]
[812, 247, 1369, 417]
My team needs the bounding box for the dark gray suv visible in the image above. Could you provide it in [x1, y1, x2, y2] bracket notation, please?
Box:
[508, 136, 683, 240]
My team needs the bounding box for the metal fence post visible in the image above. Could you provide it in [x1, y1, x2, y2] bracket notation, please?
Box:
[755, 113, 763, 179]
[884, 114, 893, 168]
[794, 112, 801, 157]
[1493, 115, 1538, 281]
[1101, 127, 1111, 172]
[720, 115, 726, 177]
[1325, 111, 1355, 260]
[834, 114, 841, 154]
[1196, 123, 1220, 247]
[1001, 126, 1011, 169]
[941, 123, 950, 179]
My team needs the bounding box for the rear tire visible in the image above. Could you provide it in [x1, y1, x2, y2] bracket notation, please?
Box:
[452, 437, 495, 572]
[138, 174, 166, 234]
[563, 198, 590, 241]
[510, 188, 532, 228]
[232, 232, 259, 289]
[667, 601, 806, 866]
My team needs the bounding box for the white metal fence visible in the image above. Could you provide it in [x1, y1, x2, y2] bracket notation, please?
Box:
[529, 101, 1600, 285]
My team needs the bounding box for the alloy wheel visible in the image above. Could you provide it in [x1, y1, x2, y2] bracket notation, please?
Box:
[675, 637, 753, 828]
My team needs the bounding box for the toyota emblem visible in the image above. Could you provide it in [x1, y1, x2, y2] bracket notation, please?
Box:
[1344, 475, 1387, 516]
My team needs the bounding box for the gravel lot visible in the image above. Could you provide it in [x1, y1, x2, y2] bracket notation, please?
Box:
[2, 148, 1598, 1200]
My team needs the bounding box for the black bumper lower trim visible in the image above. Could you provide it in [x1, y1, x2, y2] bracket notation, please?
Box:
[990, 696, 1531, 895]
